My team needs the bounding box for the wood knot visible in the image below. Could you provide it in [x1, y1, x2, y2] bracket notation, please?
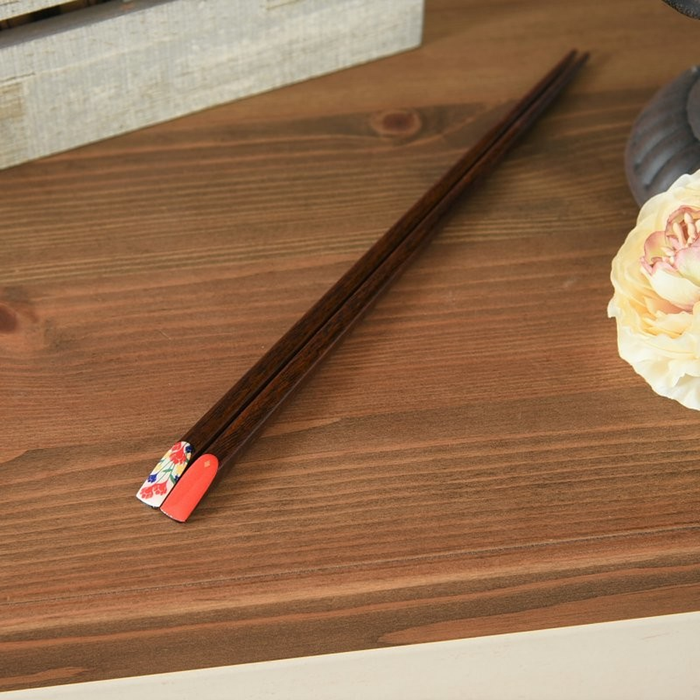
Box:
[0, 304, 18, 333]
[370, 109, 422, 139]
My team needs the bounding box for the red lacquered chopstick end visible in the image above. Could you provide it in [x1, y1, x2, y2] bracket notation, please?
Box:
[160, 454, 219, 522]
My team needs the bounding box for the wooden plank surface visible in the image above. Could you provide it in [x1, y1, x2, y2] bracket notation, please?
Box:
[1, 0, 699, 691]
[3, 614, 699, 699]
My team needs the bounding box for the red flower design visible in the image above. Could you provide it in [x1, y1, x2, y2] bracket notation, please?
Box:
[169, 442, 189, 465]
[152, 482, 167, 496]
[139, 485, 154, 499]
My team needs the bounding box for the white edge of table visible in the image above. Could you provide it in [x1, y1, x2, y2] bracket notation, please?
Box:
[3, 611, 699, 699]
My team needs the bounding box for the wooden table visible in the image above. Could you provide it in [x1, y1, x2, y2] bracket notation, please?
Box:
[2, 0, 699, 691]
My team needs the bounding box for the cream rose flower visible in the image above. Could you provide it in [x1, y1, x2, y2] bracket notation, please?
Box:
[609, 170, 700, 410]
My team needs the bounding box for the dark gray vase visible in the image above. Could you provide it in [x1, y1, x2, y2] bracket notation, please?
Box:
[625, 66, 700, 204]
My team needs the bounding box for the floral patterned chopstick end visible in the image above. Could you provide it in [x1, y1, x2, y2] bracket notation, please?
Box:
[136, 441, 193, 508]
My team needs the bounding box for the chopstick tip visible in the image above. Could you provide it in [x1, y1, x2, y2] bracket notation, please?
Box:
[160, 453, 219, 522]
[135, 441, 193, 508]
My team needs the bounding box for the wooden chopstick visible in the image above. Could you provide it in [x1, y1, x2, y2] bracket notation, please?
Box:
[154, 50, 588, 522]
[135, 49, 584, 510]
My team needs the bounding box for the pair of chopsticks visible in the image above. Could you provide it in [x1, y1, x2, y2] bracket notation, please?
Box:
[136, 49, 588, 522]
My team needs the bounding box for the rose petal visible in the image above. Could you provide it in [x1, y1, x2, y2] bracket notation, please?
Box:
[642, 229, 668, 265]
[613, 320, 700, 410]
[672, 243, 700, 285]
[643, 265, 700, 310]
[649, 308, 693, 337]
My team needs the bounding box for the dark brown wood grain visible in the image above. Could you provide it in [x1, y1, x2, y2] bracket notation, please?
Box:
[1, 0, 699, 691]
[169, 51, 587, 520]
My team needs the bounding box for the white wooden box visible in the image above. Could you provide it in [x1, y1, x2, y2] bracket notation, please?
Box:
[0, 0, 424, 170]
